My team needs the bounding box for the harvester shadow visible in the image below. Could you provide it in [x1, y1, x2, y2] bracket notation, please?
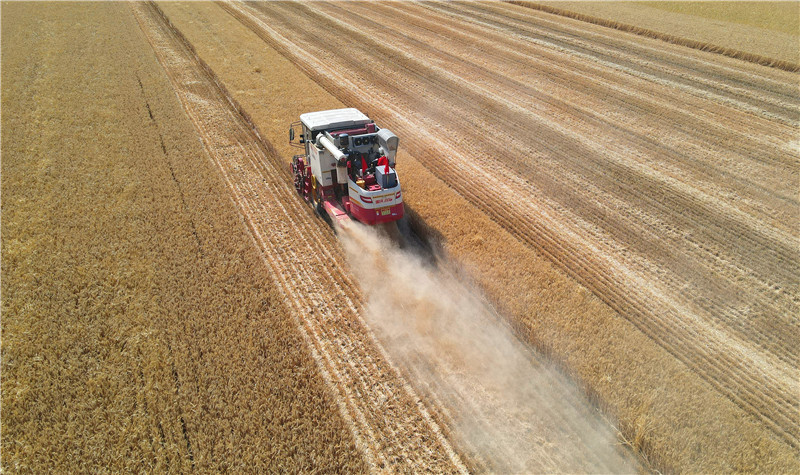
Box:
[398, 206, 446, 261]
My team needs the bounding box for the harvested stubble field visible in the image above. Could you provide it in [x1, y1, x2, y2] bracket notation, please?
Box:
[2, 0, 799, 473]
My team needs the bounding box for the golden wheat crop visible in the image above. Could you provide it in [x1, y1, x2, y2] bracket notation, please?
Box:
[8, 0, 789, 471]
[525, 1, 800, 67]
[155, 2, 800, 473]
[1, 2, 366, 472]
[635, 1, 799, 35]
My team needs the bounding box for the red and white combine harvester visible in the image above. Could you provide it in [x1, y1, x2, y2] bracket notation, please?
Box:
[289, 108, 404, 226]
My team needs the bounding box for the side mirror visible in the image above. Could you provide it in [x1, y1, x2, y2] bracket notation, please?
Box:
[289, 127, 295, 141]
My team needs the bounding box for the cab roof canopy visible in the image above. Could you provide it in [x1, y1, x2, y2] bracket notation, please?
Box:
[300, 108, 371, 132]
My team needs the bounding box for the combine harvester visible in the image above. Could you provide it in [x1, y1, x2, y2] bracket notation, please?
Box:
[289, 108, 404, 231]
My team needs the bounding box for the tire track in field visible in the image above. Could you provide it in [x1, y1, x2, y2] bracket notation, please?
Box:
[130, 3, 467, 472]
[222, 0, 799, 448]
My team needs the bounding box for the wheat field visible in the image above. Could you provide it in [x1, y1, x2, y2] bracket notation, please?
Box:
[3, 1, 798, 473]
[2, 3, 365, 471]
[534, 1, 799, 65]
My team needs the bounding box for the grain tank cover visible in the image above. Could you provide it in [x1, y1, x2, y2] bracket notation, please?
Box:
[300, 108, 371, 132]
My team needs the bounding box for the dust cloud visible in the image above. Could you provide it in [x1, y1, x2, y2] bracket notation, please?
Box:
[338, 221, 639, 473]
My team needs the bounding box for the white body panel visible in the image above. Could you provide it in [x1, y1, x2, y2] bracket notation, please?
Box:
[348, 175, 402, 210]
[309, 145, 336, 187]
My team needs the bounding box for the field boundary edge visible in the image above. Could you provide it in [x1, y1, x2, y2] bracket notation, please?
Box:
[507, 1, 800, 73]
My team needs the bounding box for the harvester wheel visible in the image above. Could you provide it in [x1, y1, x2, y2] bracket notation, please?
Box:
[310, 176, 319, 206]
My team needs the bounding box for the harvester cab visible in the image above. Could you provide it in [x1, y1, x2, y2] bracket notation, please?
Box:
[289, 108, 404, 226]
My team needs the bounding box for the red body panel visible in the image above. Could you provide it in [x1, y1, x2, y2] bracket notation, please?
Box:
[348, 200, 404, 225]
